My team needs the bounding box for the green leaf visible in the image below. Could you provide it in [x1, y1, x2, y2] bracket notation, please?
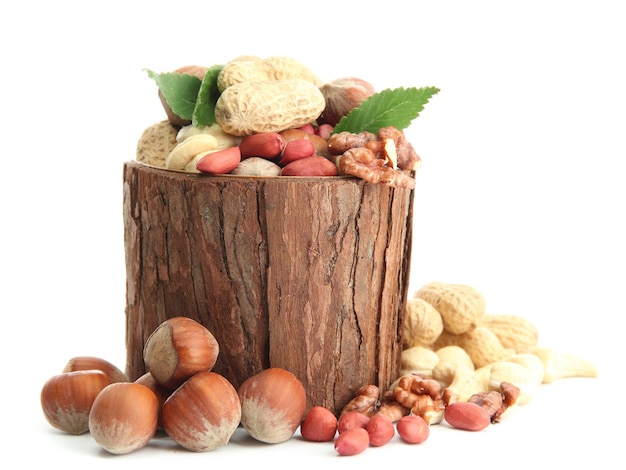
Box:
[332, 86, 440, 135]
[146, 69, 202, 121]
[192, 64, 224, 127]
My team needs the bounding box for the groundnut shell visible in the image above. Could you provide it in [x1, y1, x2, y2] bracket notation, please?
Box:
[215, 79, 325, 136]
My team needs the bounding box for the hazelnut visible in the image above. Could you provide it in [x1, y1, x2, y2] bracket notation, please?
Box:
[135, 372, 171, 429]
[88, 382, 159, 454]
[40, 370, 112, 435]
[62, 356, 129, 383]
[162, 370, 241, 452]
[238, 367, 306, 444]
[158, 65, 208, 127]
[143, 316, 219, 390]
[318, 77, 376, 126]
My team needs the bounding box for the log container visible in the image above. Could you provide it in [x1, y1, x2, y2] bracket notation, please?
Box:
[123, 160, 414, 415]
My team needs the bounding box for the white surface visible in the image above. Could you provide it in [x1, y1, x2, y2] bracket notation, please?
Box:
[1, 0, 623, 466]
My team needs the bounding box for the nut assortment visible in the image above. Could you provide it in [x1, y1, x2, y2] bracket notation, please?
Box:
[41, 55, 599, 456]
[334, 280, 598, 441]
[137, 54, 439, 188]
[40, 281, 598, 456]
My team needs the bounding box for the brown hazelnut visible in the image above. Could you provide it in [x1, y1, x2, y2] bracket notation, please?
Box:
[134, 372, 171, 429]
[158, 65, 208, 127]
[40, 370, 112, 435]
[238, 367, 306, 444]
[318, 77, 376, 126]
[162, 371, 241, 452]
[280, 128, 332, 158]
[143, 316, 220, 390]
[88, 382, 159, 454]
[62, 356, 129, 383]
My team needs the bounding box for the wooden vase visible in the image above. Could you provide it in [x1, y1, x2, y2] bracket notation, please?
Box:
[123, 160, 414, 415]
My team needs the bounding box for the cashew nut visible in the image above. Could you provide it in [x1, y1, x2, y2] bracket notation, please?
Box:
[433, 363, 485, 403]
[166, 133, 218, 171]
[531, 347, 598, 383]
[400, 346, 439, 377]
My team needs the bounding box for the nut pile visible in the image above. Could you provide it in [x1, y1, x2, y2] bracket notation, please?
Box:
[328, 280, 599, 454]
[40, 281, 598, 456]
[137, 55, 424, 189]
[41, 317, 307, 454]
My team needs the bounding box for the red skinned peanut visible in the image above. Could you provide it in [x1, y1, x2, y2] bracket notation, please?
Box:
[444, 402, 491, 431]
[281, 156, 338, 177]
[334, 427, 369, 456]
[337, 411, 370, 434]
[239, 133, 285, 159]
[196, 147, 241, 174]
[279, 139, 316, 166]
[315, 123, 334, 140]
[396, 415, 429, 444]
[300, 406, 337, 442]
[365, 415, 394, 447]
[298, 123, 316, 134]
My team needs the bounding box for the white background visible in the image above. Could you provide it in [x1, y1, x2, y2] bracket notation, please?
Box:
[1, 0, 623, 466]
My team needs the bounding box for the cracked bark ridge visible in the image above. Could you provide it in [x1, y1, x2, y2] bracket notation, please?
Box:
[123, 161, 414, 415]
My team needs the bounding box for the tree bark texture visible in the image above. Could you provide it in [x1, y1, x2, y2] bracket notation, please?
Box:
[123, 161, 414, 415]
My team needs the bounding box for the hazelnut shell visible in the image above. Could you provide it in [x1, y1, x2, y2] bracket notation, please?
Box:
[40, 370, 112, 435]
[238, 367, 307, 443]
[162, 371, 241, 452]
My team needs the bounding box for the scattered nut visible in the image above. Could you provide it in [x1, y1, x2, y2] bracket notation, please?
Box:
[403, 298, 444, 348]
[401, 346, 440, 377]
[433, 363, 485, 403]
[300, 406, 338, 442]
[143, 316, 220, 391]
[478, 314, 539, 353]
[393, 375, 445, 425]
[337, 410, 371, 434]
[415, 281, 486, 335]
[532, 347, 599, 383]
[41, 370, 112, 435]
[444, 401, 491, 432]
[340, 384, 380, 417]
[238, 367, 307, 444]
[88, 382, 159, 454]
[162, 371, 241, 452]
[62, 356, 128, 383]
[365, 414, 395, 447]
[334, 427, 370, 456]
[396, 415, 429, 444]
